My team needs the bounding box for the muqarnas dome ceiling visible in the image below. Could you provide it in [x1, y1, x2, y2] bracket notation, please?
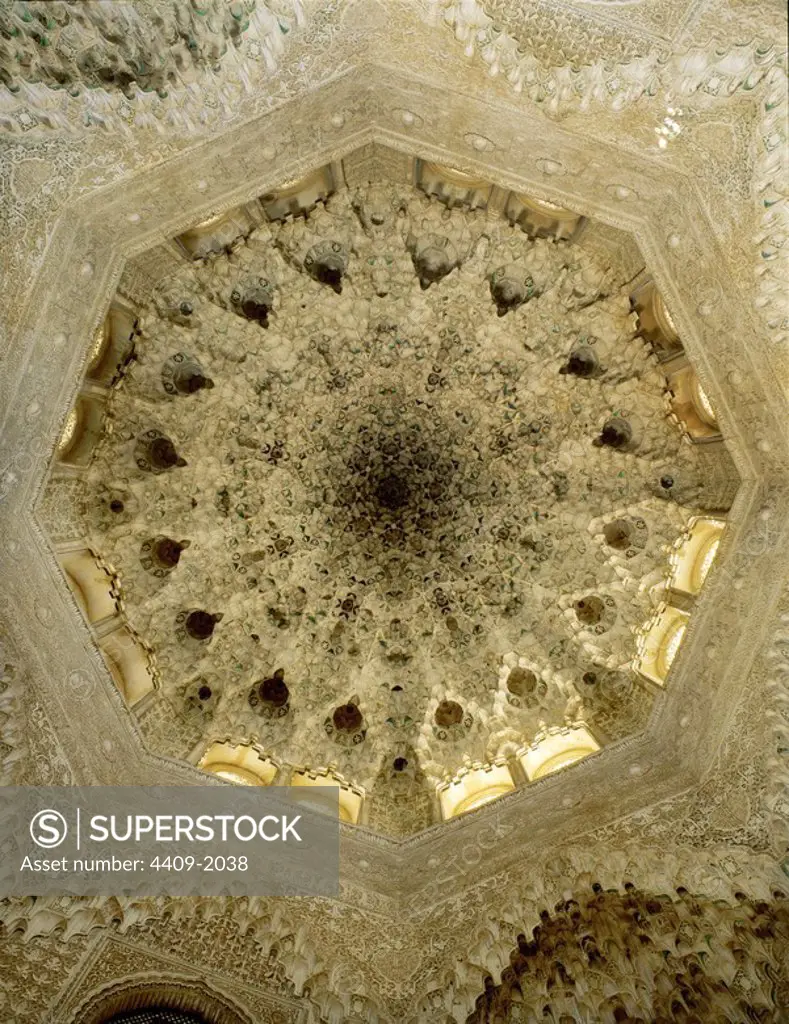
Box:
[44, 168, 735, 836]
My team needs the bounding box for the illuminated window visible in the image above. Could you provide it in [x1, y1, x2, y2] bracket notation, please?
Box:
[519, 194, 566, 214]
[59, 548, 118, 622]
[422, 162, 488, 188]
[438, 762, 515, 820]
[54, 393, 109, 467]
[175, 204, 256, 259]
[519, 726, 600, 782]
[58, 408, 79, 456]
[290, 769, 363, 824]
[660, 620, 686, 676]
[667, 367, 721, 440]
[631, 280, 683, 358]
[87, 322, 109, 373]
[696, 537, 720, 588]
[634, 604, 690, 686]
[669, 517, 725, 596]
[213, 768, 265, 786]
[100, 624, 157, 706]
[656, 293, 678, 338]
[260, 165, 335, 220]
[692, 378, 717, 426]
[417, 160, 493, 210]
[87, 304, 136, 384]
[507, 192, 583, 240]
[199, 742, 278, 786]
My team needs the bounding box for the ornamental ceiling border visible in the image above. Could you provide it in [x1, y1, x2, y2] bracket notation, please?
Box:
[3, 836, 784, 1023]
[1, 2, 785, 354]
[0, 66, 786, 908]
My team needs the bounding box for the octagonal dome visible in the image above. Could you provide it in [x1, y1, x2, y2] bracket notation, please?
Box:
[1, 2, 787, 1021]
[39, 148, 739, 837]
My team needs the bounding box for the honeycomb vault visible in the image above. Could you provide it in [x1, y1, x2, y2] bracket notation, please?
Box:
[0, 0, 787, 1020]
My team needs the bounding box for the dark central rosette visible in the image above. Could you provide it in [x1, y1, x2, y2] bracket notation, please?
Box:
[310, 377, 493, 576]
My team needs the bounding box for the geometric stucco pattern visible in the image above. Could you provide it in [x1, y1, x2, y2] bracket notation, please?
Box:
[0, 1, 787, 1021]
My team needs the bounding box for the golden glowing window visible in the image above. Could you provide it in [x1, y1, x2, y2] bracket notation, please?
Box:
[423, 162, 489, 189]
[692, 378, 717, 426]
[438, 762, 515, 820]
[260, 166, 335, 220]
[59, 548, 117, 622]
[518, 193, 569, 215]
[199, 742, 278, 786]
[211, 767, 268, 786]
[87, 322, 109, 372]
[656, 293, 678, 338]
[290, 769, 363, 824]
[695, 537, 720, 589]
[669, 517, 725, 596]
[57, 408, 79, 456]
[634, 605, 690, 686]
[99, 624, 156, 706]
[519, 726, 600, 782]
[660, 620, 686, 675]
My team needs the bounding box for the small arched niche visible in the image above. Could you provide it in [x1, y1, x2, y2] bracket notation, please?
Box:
[438, 762, 515, 820]
[669, 517, 726, 596]
[198, 741, 278, 786]
[634, 604, 690, 686]
[519, 725, 600, 782]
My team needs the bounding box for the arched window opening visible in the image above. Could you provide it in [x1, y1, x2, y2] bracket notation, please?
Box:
[290, 768, 364, 824]
[55, 394, 109, 468]
[416, 159, 493, 210]
[692, 377, 718, 428]
[519, 726, 600, 782]
[259, 164, 335, 221]
[661, 619, 686, 676]
[506, 192, 585, 240]
[668, 517, 725, 596]
[174, 203, 259, 260]
[666, 366, 721, 441]
[88, 302, 137, 385]
[696, 537, 720, 588]
[199, 741, 278, 786]
[438, 762, 515, 820]
[631, 279, 683, 360]
[99, 624, 157, 706]
[72, 977, 252, 1024]
[58, 548, 119, 624]
[634, 604, 690, 686]
[103, 1012, 205, 1023]
[58, 407, 79, 457]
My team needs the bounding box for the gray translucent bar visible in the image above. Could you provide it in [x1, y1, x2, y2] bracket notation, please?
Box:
[0, 786, 339, 897]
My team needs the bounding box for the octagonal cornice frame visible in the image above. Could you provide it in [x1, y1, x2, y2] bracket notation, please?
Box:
[1, 65, 787, 910]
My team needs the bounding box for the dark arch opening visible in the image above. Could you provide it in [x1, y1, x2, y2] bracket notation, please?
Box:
[104, 1012, 207, 1024]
